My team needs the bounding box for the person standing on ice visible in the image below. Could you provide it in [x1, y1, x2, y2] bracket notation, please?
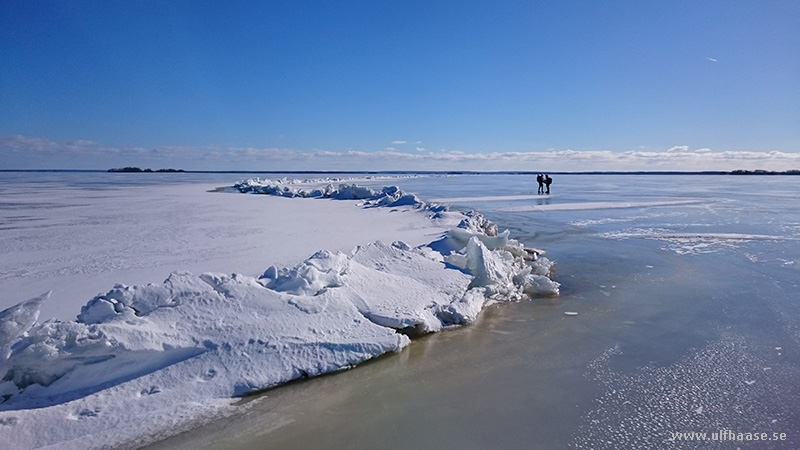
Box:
[537, 173, 544, 194]
[545, 174, 552, 194]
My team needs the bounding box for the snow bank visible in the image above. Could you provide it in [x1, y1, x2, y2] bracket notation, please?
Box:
[0, 180, 558, 449]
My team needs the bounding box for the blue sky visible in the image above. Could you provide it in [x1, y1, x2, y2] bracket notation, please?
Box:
[1, 0, 798, 171]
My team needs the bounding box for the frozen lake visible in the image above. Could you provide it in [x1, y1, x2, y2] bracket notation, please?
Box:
[145, 173, 800, 449]
[1, 172, 798, 448]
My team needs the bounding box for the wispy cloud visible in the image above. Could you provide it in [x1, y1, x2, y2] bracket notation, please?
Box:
[667, 145, 690, 153]
[0, 135, 61, 151]
[2, 135, 798, 172]
[391, 140, 407, 145]
[706, 57, 718, 62]
[291, 147, 800, 172]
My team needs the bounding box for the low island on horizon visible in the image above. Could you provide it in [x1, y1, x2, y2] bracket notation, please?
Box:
[107, 166, 185, 173]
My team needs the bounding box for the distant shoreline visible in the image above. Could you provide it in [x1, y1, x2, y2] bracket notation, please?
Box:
[1, 169, 798, 176]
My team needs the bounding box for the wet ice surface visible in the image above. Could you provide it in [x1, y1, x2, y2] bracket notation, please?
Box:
[491, 175, 800, 448]
[147, 174, 800, 450]
[570, 244, 800, 449]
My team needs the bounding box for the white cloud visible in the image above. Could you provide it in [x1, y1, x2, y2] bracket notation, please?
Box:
[0, 135, 60, 152]
[391, 140, 407, 145]
[2, 135, 799, 172]
[666, 145, 690, 153]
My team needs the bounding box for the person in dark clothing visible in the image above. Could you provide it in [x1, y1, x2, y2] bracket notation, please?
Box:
[544, 174, 552, 194]
[536, 173, 544, 194]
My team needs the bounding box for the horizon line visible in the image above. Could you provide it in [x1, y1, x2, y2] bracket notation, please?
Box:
[2, 169, 799, 176]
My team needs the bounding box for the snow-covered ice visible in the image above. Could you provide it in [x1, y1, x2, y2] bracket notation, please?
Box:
[0, 176, 558, 449]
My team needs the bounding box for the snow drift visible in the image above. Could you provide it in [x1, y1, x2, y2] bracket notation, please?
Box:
[0, 180, 558, 449]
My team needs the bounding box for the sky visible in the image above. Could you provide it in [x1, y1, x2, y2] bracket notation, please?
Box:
[1, 0, 798, 172]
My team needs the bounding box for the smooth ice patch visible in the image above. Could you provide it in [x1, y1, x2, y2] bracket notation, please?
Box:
[501, 199, 705, 212]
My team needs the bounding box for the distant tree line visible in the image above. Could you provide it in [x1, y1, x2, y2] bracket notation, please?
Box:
[108, 167, 185, 173]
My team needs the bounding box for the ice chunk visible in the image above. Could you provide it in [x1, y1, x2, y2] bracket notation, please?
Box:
[438, 288, 488, 325]
[76, 297, 120, 325]
[448, 227, 510, 250]
[78, 272, 209, 324]
[464, 237, 510, 288]
[330, 184, 376, 200]
[260, 250, 349, 295]
[0, 292, 49, 347]
[514, 260, 560, 296]
[521, 273, 561, 296]
[346, 241, 471, 335]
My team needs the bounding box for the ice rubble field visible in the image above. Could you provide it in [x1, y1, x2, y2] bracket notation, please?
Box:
[0, 179, 557, 450]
